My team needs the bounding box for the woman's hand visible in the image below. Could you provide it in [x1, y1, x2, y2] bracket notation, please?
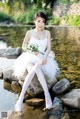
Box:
[33, 52, 39, 55]
[40, 58, 47, 65]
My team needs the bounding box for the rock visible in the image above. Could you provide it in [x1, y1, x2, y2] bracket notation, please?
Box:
[78, 61, 80, 67]
[25, 98, 44, 107]
[2, 66, 57, 97]
[71, 80, 80, 88]
[3, 80, 12, 91]
[61, 89, 80, 109]
[52, 78, 70, 94]
[62, 107, 70, 119]
[11, 81, 21, 93]
[0, 47, 22, 58]
[18, 70, 57, 97]
[3, 67, 14, 81]
[0, 69, 3, 78]
[44, 97, 63, 119]
[22, 75, 57, 97]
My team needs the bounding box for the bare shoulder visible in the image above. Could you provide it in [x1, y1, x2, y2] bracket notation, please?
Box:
[45, 30, 50, 35]
[45, 30, 51, 37]
[26, 29, 34, 37]
[26, 29, 32, 34]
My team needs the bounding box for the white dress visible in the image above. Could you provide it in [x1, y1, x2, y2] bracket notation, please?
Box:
[13, 37, 60, 80]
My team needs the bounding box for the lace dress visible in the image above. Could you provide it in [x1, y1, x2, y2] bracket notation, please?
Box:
[13, 37, 60, 80]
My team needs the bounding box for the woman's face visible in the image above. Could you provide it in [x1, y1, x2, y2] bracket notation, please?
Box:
[34, 17, 45, 31]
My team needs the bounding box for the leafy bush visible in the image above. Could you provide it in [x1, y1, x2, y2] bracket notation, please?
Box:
[65, 15, 80, 26]
[49, 17, 61, 25]
[0, 12, 14, 22]
[16, 6, 52, 24]
[56, 0, 80, 4]
[16, 7, 39, 24]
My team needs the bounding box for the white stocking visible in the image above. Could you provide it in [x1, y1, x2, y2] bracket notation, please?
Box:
[15, 63, 43, 112]
[15, 63, 52, 112]
[33, 63, 52, 109]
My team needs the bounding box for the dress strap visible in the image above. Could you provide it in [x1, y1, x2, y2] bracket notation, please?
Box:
[46, 30, 47, 38]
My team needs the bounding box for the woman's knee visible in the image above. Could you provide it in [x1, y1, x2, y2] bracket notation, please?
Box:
[27, 63, 34, 72]
[33, 62, 41, 72]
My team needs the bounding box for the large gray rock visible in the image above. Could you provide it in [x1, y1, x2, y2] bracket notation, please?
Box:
[3, 67, 57, 97]
[61, 89, 80, 109]
[19, 74, 57, 97]
[0, 47, 22, 58]
[52, 78, 70, 94]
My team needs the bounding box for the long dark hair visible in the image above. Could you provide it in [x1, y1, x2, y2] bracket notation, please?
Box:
[34, 12, 47, 23]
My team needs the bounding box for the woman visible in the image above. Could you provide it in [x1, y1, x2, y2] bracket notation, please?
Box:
[13, 11, 59, 112]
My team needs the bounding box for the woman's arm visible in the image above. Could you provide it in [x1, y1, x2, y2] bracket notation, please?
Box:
[22, 31, 30, 51]
[40, 30, 51, 65]
[44, 30, 51, 59]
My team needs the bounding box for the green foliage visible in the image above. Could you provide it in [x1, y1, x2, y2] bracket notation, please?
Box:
[56, 0, 80, 4]
[0, 2, 9, 14]
[65, 15, 80, 26]
[16, 6, 52, 24]
[48, 15, 80, 26]
[0, 12, 14, 22]
[16, 7, 39, 24]
[49, 17, 61, 25]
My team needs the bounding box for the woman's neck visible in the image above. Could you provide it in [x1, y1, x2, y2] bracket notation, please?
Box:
[34, 28, 44, 32]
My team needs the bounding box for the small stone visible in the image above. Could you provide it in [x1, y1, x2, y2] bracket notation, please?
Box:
[11, 81, 21, 93]
[62, 107, 70, 119]
[52, 78, 70, 94]
[25, 98, 44, 107]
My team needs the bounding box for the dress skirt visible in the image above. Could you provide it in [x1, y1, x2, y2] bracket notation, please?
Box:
[13, 51, 60, 80]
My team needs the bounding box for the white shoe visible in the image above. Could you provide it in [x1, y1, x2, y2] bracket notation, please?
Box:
[43, 105, 57, 111]
[15, 101, 22, 112]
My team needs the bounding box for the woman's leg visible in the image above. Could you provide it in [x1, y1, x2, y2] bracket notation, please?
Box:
[33, 63, 52, 109]
[15, 63, 43, 112]
[15, 63, 35, 112]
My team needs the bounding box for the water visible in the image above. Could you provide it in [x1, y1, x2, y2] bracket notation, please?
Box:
[0, 26, 80, 119]
[0, 41, 7, 49]
[0, 41, 18, 112]
[0, 80, 18, 112]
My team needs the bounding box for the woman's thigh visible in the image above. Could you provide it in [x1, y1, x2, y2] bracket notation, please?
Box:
[27, 63, 35, 73]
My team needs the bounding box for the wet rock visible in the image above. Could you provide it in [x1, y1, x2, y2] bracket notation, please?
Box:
[61, 89, 80, 109]
[62, 107, 70, 119]
[3, 67, 14, 81]
[0, 69, 3, 78]
[2, 66, 57, 97]
[44, 97, 63, 119]
[0, 47, 22, 58]
[25, 98, 44, 107]
[24, 76, 57, 97]
[11, 81, 21, 93]
[18, 71, 57, 97]
[52, 78, 70, 94]
[3, 80, 12, 91]
[8, 103, 44, 119]
[78, 61, 80, 67]
[71, 80, 80, 88]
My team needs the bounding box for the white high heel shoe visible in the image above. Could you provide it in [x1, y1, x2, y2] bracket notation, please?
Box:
[15, 101, 22, 112]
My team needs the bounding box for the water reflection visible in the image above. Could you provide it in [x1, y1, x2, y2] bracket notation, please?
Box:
[0, 80, 18, 112]
[0, 40, 18, 112]
[0, 41, 7, 49]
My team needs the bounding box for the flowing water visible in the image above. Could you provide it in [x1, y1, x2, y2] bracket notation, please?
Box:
[0, 41, 18, 114]
[0, 25, 80, 119]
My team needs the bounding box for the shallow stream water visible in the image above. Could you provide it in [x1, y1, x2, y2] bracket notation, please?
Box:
[0, 25, 80, 119]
